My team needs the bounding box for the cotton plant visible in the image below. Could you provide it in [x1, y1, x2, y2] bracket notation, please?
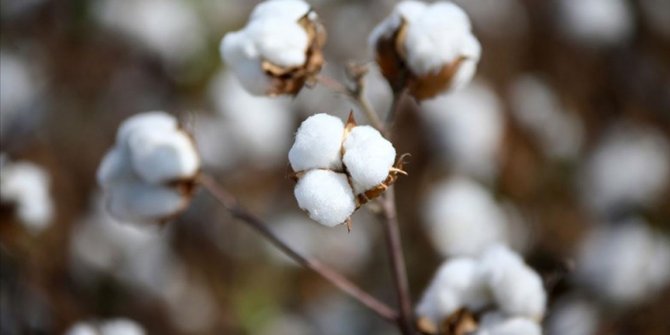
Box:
[369, 0, 481, 100]
[97, 111, 200, 224]
[0, 157, 54, 233]
[415, 245, 546, 334]
[220, 0, 326, 96]
[288, 113, 405, 229]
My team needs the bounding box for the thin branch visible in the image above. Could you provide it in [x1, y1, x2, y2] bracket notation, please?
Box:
[317, 72, 385, 132]
[198, 174, 399, 323]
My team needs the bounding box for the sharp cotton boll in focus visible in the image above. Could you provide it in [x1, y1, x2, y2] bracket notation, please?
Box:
[342, 126, 396, 194]
[370, 0, 481, 99]
[421, 80, 504, 181]
[289, 114, 345, 172]
[0, 160, 54, 233]
[423, 177, 509, 257]
[294, 169, 356, 227]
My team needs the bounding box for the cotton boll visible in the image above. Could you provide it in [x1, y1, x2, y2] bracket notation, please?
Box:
[0, 160, 53, 232]
[509, 75, 583, 160]
[127, 127, 199, 184]
[557, 0, 634, 47]
[479, 245, 547, 320]
[97, 147, 133, 187]
[342, 126, 396, 194]
[289, 114, 345, 172]
[423, 177, 509, 257]
[581, 125, 670, 214]
[294, 170, 356, 227]
[575, 218, 670, 304]
[244, 17, 309, 68]
[547, 296, 599, 335]
[421, 81, 504, 181]
[105, 182, 186, 223]
[477, 312, 542, 335]
[116, 111, 178, 144]
[220, 32, 272, 95]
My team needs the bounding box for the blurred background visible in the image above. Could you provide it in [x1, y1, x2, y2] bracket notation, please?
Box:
[1, 0, 669, 334]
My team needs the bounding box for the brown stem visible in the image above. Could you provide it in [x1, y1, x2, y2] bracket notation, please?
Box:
[198, 174, 399, 323]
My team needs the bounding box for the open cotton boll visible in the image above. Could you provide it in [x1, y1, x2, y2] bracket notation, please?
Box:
[244, 17, 309, 68]
[423, 176, 509, 257]
[128, 127, 199, 184]
[294, 170, 356, 227]
[479, 245, 547, 320]
[342, 126, 396, 194]
[289, 114, 345, 172]
[581, 124, 670, 215]
[557, 0, 633, 47]
[97, 147, 133, 187]
[251, 0, 311, 21]
[116, 111, 178, 144]
[476, 312, 542, 335]
[0, 160, 53, 232]
[421, 81, 504, 181]
[105, 182, 186, 223]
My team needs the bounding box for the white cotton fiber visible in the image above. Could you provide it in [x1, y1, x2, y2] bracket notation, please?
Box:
[245, 17, 309, 68]
[289, 114, 345, 172]
[0, 160, 54, 232]
[128, 128, 199, 184]
[250, 0, 310, 22]
[476, 312, 542, 335]
[97, 147, 133, 187]
[342, 126, 396, 194]
[294, 169, 356, 227]
[105, 181, 186, 223]
[557, 0, 633, 46]
[116, 111, 177, 143]
[479, 245, 546, 320]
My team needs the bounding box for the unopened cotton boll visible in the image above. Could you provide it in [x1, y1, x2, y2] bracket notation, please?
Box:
[478, 245, 547, 320]
[289, 113, 345, 172]
[220, 0, 325, 96]
[370, 0, 481, 100]
[476, 312, 542, 335]
[294, 169, 356, 227]
[0, 160, 54, 233]
[97, 111, 200, 223]
[423, 177, 509, 257]
[342, 126, 396, 194]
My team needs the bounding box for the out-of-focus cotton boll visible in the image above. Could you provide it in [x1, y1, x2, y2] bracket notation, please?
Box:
[0, 52, 42, 140]
[369, 1, 481, 99]
[452, 0, 529, 38]
[547, 296, 599, 335]
[342, 126, 396, 194]
[294, 169, 356, 227]
[581, 125, 670, 215]
[423, 177, 509, 257]
[210, 71, 294, 168]
[289, 114, 345, 172]
[557, 0, 633, 47]
[94, 0, 205, 67]
[479, 245, 547, 320]
[65, 319, 145, 335]
[640, 0, 670, 39]
[476, 312, 542, 335]
[220, 0, 324, 96]
[509, 75, 584, 160]
[97, 111, 199, 223]
[0, 160, 53, 233]
[575, 218, 670, 305]
[416, 258, 490, 325]
[421, 81, 504, 181]
[268, 213, 373, 274]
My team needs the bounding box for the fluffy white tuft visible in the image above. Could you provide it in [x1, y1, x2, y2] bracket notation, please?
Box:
[476, 312, 542, 335]
[342, 126, 396, 194]
[294, 169, 356, 227]
[128, 127, 199, 184]
[0, 160, 54, 232]
[289, 114, 345, 171]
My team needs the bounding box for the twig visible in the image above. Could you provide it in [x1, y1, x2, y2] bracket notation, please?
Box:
[198, 174, 399, 323]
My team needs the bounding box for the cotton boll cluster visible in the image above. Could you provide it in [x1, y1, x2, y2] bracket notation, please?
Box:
[422, 177, 510, 257]
[416, 245, 546, 332]
[509, 75, 584, 160]
[0, 159, 53, 233]
[556, 0, 634, 47]
[97, 111, 200, 224]
[289, 113, 398, 227]
[65, 319, 145, 335]
[199, 70, 294, 169]
[574, 218, 670, 305]
[94, 0, 205, 68]
[546, 296, 599, 335]
[369, 0, 481, 100]
[421, 81, 504, 181]
[220, 0, 326, 96]
[580, 124, 670, 215]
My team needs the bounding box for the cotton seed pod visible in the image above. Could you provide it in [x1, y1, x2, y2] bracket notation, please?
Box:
[220, 0, 326, 96]
[97, 111, 200, 224]
[369, 0, 480, 100]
